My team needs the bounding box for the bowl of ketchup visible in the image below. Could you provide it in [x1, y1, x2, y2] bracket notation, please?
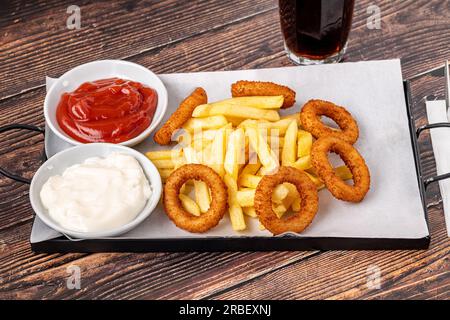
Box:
[44, 60, 168, 147]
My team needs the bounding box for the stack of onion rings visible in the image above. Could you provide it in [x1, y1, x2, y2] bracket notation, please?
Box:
[311, 136, 370, 202]
[300, 99, 359, 144]
[254, 166, 319, 235]
[163, 164, 228, 233]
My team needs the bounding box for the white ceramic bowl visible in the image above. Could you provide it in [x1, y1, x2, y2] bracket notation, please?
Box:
[44, 60, 168, 147]
[29, 143, 162, 239]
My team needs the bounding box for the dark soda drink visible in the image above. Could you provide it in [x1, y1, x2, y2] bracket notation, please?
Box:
[279, 0, 354, 64]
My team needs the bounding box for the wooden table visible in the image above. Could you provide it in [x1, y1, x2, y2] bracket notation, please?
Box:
[0, 0, 449, 300]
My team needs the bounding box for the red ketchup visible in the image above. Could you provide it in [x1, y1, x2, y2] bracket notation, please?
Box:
[56, 78, 158, 143]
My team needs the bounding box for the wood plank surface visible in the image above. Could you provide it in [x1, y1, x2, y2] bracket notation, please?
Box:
[0, 0, 276, 99]
[212, 207, 449, 300]
[0, 0, 449, 300]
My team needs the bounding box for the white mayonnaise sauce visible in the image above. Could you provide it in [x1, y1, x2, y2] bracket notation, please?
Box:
[40, 153, 151, 233]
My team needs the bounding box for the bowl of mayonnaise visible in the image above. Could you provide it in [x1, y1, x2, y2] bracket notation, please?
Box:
[29, 143, 162, 239]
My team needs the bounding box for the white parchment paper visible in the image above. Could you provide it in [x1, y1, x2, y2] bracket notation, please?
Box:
[31, 59, 429, 243]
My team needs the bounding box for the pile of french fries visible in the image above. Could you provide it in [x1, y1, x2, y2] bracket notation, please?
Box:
[146, 96, 352, 231]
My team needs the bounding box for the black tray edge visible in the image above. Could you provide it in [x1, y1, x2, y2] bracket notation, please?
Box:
[31, 235, 430, 253]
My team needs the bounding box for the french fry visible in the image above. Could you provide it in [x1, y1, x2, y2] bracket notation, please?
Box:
[183, 146, 200, 164]
[202, 96, 284, 110]
[280, 112, 301, 126]
[335, 165, 352, 180]
[297, 130, 313, 158]
[153, 158, 182, 169]
[193, 104, 280, 122]
[291, 155, 312, 171]
[179, 194, 201, 216]
[237, 118, 257, 129]
[238, 174, 262, 189]
[306, 165, 353, 190]
[226, 116, 244, 126]
[267, 133, 281, 158]
[191, 137, 212, 153]
[174, 128, 192, 146]
[292, 197, 301, 212]
[182, 146, 211, 212]
[208, 127, 227, 177]
[273, 203, 288, 218]
[199, 142, 213, 165]
[194, 128, 223, 141]
[256, 166, 271, 176]
[269, 136, 284, 149]
[180, 182, 194, 195]
[189, 124, 233, 157]
[146, 149, 182, 160]
[236, 189, 255, 207]
[242, 206, 257, 218]
[235, 183, 289, 204]
[245, 124, 279, 174]
[194, 181, 211, 213]
[280, 183, 299, 210]
[229, 205, 246, 231]
[239, 187, 255, 191]
[173, 155, 186, 169]
[271, 183, 300, 218]
[281, 120, 298, 166]
[159, 168, 173, 181]
[240, 119, 290, 136]
[258, 118, 293, 136]
[224, 174, 246, 231]
[224, 128, 245, 181]
[272, 184, 290, 203]
[272, 183, 300, 218]
[240, 159, 261, 176]
[183, 115, 228, 132]
[304, 171, 323, 187]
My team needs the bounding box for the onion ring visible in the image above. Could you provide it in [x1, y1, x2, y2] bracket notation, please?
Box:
[231, 80, 296, 109]
[254, 166, 319, 235]
[311, 136, 370, 202]
[300, 99, 359, 144]
[154, 87, 207, 145]
[163, 164, 228, 233]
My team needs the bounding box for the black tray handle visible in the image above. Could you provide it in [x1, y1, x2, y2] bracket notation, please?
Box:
[416, 122, 450, 189]
[0, 124, 46, 184]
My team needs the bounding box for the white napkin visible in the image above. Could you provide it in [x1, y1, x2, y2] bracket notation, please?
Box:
[425, 100, 450, 236]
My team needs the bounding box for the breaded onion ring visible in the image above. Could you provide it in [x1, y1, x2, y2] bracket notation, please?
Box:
[154, 87, 207, 145]
[254, 166, 319, 235]
[300, 99, 359, 144]
[311, 136, 370, 202]
[163, 164, 228, 233]
[231, 80, 296, 109]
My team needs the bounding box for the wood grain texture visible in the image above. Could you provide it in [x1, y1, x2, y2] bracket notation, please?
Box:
[212, 207, 449, 300]
[0, 222, 318, 299]
[0, 0, 449, 300]
[0, 0, 276, 99]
